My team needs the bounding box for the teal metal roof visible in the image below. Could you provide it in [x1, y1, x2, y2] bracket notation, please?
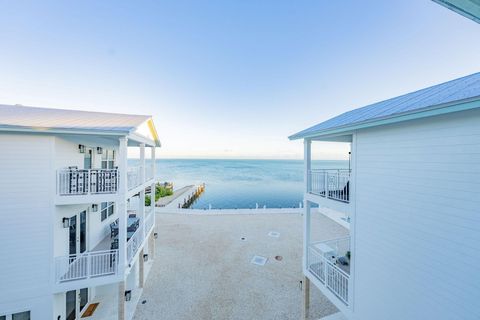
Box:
[432, 0, 480, 23]
[289, 72, 480, 140]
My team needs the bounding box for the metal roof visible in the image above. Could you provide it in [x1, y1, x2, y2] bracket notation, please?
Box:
[0, 104, 160, 145]
[432, 0, 480, 24]
[289, 72, 480, 140]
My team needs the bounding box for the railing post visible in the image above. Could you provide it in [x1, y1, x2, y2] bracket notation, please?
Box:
[324, 171, 328, 198]
[118, 137, 128, 273]
[140, 143, 145, 184]
[304, 139, 311, 194]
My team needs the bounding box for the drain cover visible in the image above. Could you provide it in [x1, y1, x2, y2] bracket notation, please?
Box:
[275, 255, 283, 261]
[251, 255, 268, 266]
[268, 231, 280, 238]
[142, 300, 147, 304]
[241, 237, 246, 241]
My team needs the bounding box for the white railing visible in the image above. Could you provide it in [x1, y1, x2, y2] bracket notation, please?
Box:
[145, 210, 155, 235]
[58, 169, 118, 195]
[308, 237, 350, 305]
[309, 169, 350, 203]
[55, 249, 118, 283]
[127, 223, 144, 264]
[127, 166, 142, 190]
[145, 166, 154, 181]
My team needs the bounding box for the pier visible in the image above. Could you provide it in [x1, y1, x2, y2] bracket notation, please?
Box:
[180, 183, 205, 208]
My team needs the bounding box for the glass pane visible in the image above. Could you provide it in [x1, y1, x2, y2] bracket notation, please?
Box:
[101, 202, 108, 210]
[69, 216, 77, 255]
[66, 290, 76, 320]
[0, 315, 6, 320]
[101, 161, 107, 169]
[80, 211, 87, 253]
[80, 288, 88, 311]
[12, 311, 30, 320]
[101, 209, 107, 221]
[109, 160, 114, 168]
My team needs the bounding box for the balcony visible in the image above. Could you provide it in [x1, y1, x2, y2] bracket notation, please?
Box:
[309, 169, 350, 202]
[55, 249, 119, 283]
[57, 169, 119, 196]
[307, 237, 350, 306]
[126, 209, 155, 264]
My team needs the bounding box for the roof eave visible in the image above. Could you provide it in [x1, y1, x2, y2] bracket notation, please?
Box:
[289, 97, 480, 140]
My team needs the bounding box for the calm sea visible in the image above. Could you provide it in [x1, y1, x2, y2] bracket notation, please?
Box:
[135, 159, 348, 209]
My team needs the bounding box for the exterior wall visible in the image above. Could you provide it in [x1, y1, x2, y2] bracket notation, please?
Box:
[0, 133, 55, 318]
[352, 108, 480, 320]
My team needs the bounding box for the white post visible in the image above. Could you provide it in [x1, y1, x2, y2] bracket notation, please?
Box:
[139, 189, 146, 241]
[304, 139, 311, 194]
[303, 200, 311, 272]
[118, 281, 125, 320]
[117, 137, 128, 271]
[151, 146, 156, 181]
[140, 143, 145, 184]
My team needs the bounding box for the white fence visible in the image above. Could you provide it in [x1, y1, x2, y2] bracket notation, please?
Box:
[308, 237, 350, 305]
[55, 249, 118, 283]
[58, 169, 118, 195]
[309, 169, 350, 202]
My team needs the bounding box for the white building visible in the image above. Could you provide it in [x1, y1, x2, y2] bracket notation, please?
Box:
[0, 105, 160, 320]
[290, 72, 480, 320]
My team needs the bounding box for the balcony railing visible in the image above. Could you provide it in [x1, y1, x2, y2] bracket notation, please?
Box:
[308, 237, 350, 305]
[55, 249, 119, 283]
[126, 210, 155, 264]
[127, 166, 142, 190]
[58, 169, 118, 196]
[309, 169, 350, 202]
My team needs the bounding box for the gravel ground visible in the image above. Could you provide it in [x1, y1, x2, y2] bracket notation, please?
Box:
[133, 212, 347, 320]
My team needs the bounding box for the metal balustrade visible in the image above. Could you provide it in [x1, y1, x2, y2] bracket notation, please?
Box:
[309, 169, 350, 202]
[308, 237, 350, 305]
[58, 169, 118, 195]
[55, 249, 118, 283]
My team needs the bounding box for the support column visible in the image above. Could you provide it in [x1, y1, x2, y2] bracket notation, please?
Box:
[140, 143, 145, 183]
[118, 137, 128, 270]
[139, 189, 146, 240]
[151, 146, 156, 180]
[118, 281, 126, 320]
[150, 232, 156, 259]
[302, 276, 310, 320]
[139, 249, 145, 288]
[304, 139, 312, 194]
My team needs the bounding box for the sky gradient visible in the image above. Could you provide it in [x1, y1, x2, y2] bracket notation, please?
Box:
[0, 1, 479, 159]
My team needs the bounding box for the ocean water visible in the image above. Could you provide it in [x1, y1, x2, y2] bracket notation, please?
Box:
[140, 159, 348, 209]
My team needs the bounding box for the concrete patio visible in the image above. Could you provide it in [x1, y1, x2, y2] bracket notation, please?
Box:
[133, 211, 348, 320]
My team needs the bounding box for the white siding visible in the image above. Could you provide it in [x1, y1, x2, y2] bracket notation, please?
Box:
[0, 134, 54, 318]
[352, 108, 480, 320]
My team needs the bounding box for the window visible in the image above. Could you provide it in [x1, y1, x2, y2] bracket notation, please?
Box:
[0, 315, 6, 320]
[101, 149, 116, 169]
[101, 202, 114, 221]
[12, 311, 30, 320]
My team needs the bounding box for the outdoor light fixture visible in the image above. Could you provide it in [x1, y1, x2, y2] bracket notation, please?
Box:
[62, 218, 70, 228]
[154, 232, 158, 239]
[125, 290, 132, 301]
[96, 147, 103, 154]
[143, 254, 149, 262]
[91, 204, 98, 212]
[78, 144, 86, 153]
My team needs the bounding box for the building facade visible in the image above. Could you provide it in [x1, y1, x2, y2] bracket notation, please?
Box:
[291, 73, 480, 320]
[0, 105, 160, 320]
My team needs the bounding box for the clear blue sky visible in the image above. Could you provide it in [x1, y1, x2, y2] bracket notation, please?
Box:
[0, 1, 479, 159]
